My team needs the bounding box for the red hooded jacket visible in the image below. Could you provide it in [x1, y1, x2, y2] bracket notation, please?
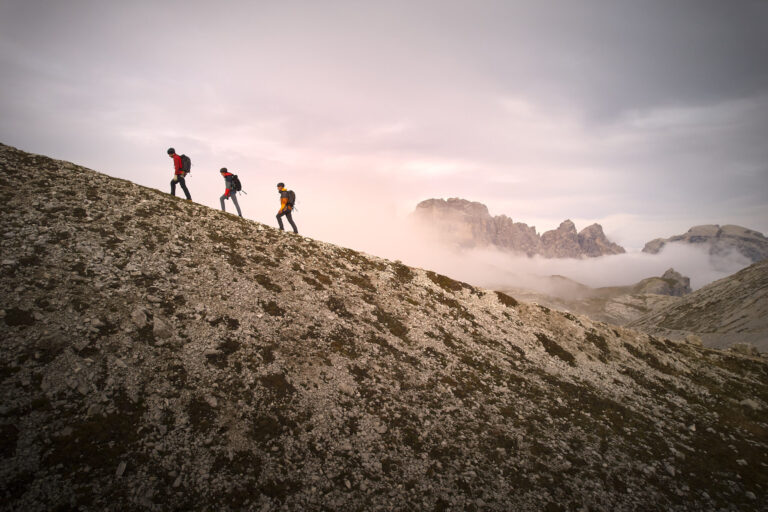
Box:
[172, 154, 184, 176]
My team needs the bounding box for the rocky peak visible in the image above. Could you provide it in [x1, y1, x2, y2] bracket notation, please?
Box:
[413, 200, 626, 258]
[577, 223, 627, 258]
[660, 268, 692, 296]
[540, 220, 580, 258]
[642, 224, 768, 263]
[634, 268, 692, 297]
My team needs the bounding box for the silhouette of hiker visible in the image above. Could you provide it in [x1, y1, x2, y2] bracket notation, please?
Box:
[276, 182, 298, 233]
[167, 148, 191, 200]
[219, 168, 242, 217]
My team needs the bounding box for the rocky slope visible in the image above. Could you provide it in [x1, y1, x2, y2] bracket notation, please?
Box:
[412, 198, 626, 258]
[1, 143, 767, 511]
[629, 260, 768, 352]
[501, 269, 690, 327]
[643, 225, 768, 263]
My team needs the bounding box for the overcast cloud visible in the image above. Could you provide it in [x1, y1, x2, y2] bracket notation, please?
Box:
[1, 0, 767, 281]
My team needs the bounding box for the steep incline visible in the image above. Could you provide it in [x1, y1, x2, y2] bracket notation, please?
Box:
[1, 143, 767, 511]
[629, 260, 768, 351]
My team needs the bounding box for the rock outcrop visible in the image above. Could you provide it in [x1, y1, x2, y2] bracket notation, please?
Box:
[635, 268, 692, 297]
[501, 269, 691, 326]
[629, 259, 768, 352]
[413, 198, 626, 258]
[643, 224, 768, 263]
[1, 144, 767, 511]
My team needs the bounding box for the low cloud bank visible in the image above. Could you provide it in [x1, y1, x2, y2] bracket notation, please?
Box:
[308, 212, 753, 297]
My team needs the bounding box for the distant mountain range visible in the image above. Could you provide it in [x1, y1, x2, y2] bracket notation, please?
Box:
[501, 268, 691, 327]
[413, 198, 768, 263]
[643, 224, 768, 263]
[412, 198, 625, 258]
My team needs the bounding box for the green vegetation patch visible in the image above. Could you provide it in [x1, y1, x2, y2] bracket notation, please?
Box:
[426, 270, 471, 294]
[623, 343, 672, 374]
[535, 332, 576, 366]
[326, 296, 352, 318]
[261, 300, 285, 317]
[585, 330, 609, 359]
[259, 373, 296, 400]
[301, 275, 325, 290]
[495, 291, 519, 308]
[346, 273, 376, 292]
[45, 392, 146, 467]
[391, 262, 415, 284]
[0, 424, 19, 458]
[188, 396, 218, 433]
[3, 308, 35, 327]
[255, 273, 282, 293]
[310, 270, 332, 286]
[373, 307, 409, 339]
[328, 325, 360, 359]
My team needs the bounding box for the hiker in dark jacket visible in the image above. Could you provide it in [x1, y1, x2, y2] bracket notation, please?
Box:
[276, 182, 298, 233]
[167, 148, 191, 200]
[219, 168, 242, 217]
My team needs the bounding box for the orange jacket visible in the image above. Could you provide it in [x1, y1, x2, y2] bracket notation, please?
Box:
[278, 188, 292, 213]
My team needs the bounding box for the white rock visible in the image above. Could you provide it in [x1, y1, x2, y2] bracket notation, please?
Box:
[131, 308, 147, 328]
[153, 316, 173, 339]
[116, 461, 127, 477]
[739, 399, 761, 411]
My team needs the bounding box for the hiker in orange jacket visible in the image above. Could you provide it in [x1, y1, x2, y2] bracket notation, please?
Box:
[276, 182, 298, 233]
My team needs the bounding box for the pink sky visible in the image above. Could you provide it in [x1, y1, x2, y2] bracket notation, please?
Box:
[1, 0, 766, 259]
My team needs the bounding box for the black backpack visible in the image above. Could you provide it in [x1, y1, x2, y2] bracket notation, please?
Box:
[287, 190, 296, 207]
[180, 154, 191, 173]
[231, 174, 242, 192]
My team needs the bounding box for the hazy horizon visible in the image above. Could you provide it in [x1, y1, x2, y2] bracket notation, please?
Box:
[1, 0, 767, 281]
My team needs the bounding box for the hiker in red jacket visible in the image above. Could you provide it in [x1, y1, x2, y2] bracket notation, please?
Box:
[219, 168, 242, 217]
[167, 148, 191, 200]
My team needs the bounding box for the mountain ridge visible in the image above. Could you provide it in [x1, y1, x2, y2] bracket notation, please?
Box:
[643, 224, 768, 263]
[412, 198, 626, 258]
[628, 259, 768, 352]
[1, 143, 767, 511]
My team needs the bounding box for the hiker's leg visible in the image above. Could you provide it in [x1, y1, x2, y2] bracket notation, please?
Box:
[285, 211, 298, 233]
[276, 212, 285, 230]
[220, 194, 227, 212]
[170, 178, 177, 196]
[231, 193, 243, 217]
[179, 177, 192, 200]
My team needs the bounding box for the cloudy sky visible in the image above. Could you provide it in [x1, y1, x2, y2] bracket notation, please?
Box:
[1, 0, 767, 257]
